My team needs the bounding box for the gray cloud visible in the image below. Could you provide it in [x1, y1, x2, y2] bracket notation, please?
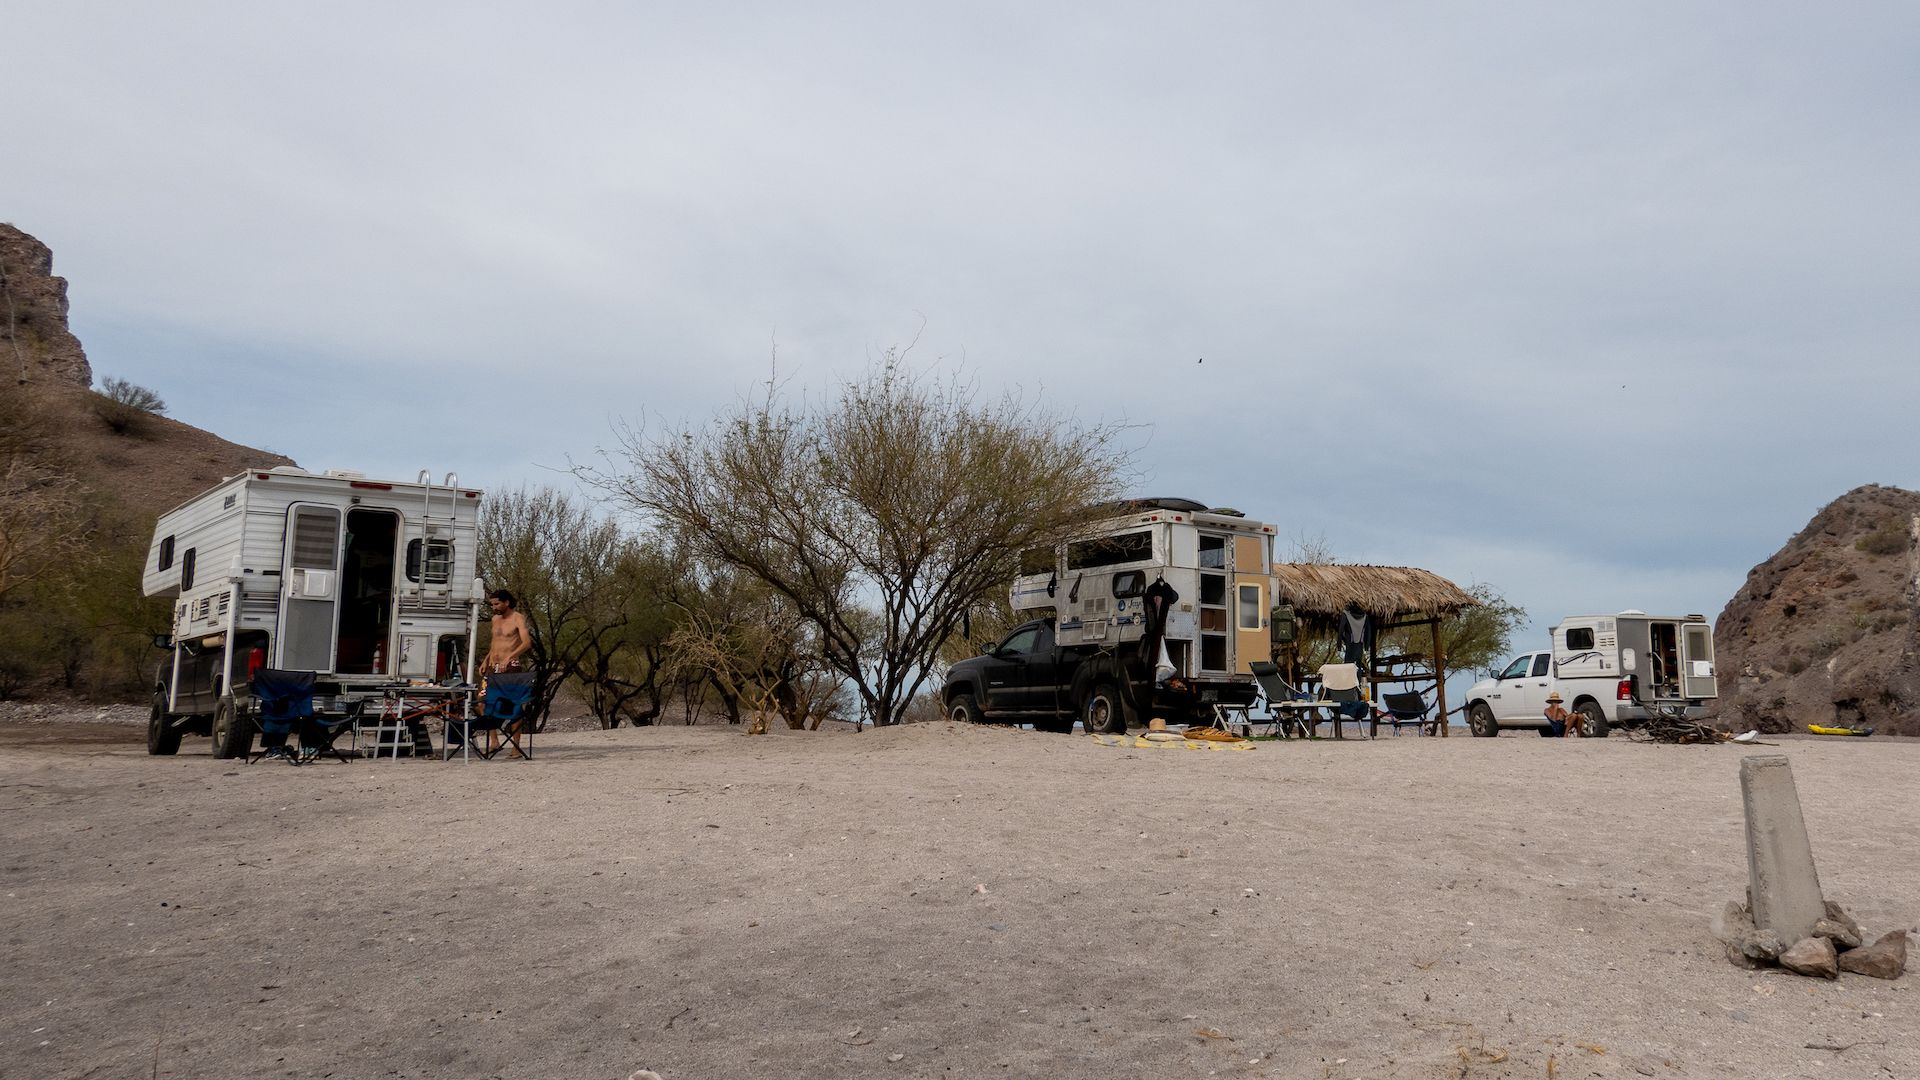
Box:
[8, 1, 1916, 658]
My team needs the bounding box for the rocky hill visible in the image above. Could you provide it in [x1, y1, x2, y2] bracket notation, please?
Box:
[1714, 485, 1920, 736]
[2, 222, 293, 517]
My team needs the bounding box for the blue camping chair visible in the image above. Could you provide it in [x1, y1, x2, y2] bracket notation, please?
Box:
[445, 671, 536, 761]
[247, 669, 356, 765]
[246, 669, 313, 765]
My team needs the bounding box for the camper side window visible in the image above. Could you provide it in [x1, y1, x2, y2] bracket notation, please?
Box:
[1067, 530, 1152, 570]
[406, 539, 455, 584]
[179, 549, 197, 591]
[1564, 627, 1595, 651]
[157, 535, 176, 571]
[1018, 546, 1056, 576]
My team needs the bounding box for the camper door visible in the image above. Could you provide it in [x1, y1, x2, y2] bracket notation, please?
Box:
[278, 504, 343, 672]
[1681, 623, 1717, 699]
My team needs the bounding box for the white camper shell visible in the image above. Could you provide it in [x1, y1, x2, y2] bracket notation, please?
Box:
[1011, 501, 1278, 681]
[142, 467, 484, 756]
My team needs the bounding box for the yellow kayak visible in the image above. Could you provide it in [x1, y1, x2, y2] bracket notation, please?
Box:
[1808, 724, 1874, 737]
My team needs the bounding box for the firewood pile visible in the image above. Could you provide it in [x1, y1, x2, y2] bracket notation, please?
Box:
[1625, 701, 1725, 745]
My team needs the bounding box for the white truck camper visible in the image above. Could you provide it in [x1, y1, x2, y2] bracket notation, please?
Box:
[942, 498, 1276, 733]
[1464, 611, 1718, 737]
[141, 467, 484, 757]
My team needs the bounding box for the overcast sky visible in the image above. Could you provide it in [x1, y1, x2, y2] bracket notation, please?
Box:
[7, 2, 1917, 661]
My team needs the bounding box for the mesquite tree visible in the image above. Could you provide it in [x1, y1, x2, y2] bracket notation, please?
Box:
[584, 358, 1129, 726]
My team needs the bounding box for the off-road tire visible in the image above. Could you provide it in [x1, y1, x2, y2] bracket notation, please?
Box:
[1468, 703, 1499, 738]
[211, 699, 252, 760]
[947, 692, 985, 725]
[1575, 701, 1609, 739]
[1082, 683, 1127, 735]
[147, 694, 182, 756]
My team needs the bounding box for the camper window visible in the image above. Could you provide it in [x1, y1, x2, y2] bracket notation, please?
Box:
[1199, 535, 1226, 569]
[157, 535, 175, 571]
[1565, 627, 1595, 651]
[1067, 530, 1152, 570]
[1111, 570, 1146, 599]
[180, 549, 197, 591]
[406, 539, 455, 584]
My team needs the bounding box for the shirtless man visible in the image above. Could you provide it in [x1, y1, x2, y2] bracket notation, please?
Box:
[479, 589, 533, 755]
[479, 589, 532, 677]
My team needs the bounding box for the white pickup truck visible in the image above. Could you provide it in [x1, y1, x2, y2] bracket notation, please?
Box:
[1464, 611, 1717, 737]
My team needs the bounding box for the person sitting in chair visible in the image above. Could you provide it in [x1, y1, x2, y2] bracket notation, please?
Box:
[478, 589, 534, 756]
[1543, 692, 1578, 738]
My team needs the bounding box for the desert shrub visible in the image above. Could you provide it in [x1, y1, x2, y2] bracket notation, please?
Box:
[93, 377, 166, 435]
[1856, 519, 1909, 557]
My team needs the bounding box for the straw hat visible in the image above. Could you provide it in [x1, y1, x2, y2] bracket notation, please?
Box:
[1545, 692, 1563, 703]
[1148, 717, 1168, 732]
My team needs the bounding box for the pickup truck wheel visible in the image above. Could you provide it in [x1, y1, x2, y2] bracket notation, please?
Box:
[211, 700, 252, 759]
[147, 694, 182, 756]
[1082, 683, 1127, 735]
[1467, 703, 1499, 738]
[947, 693, 985, 725]
[1575, 701, 1609, 739]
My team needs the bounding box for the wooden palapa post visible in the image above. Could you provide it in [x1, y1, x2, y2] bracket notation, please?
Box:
[1430, 619, 1449, 737]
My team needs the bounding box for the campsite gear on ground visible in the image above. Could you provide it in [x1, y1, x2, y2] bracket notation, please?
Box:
[445, 671, 535, 760]
[1808, 724, 1874, 737]
[1378, 690, 1440, 736]
[1183, 726, 1245, 743]
[365, 683, 468, 757]
[1732, 730, 1760, 743]
[1319, 663, 1372, 738]
[245, 669, 316, 765]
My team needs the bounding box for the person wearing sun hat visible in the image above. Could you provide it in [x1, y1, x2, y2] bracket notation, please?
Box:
[1542, 692, 1576, 738]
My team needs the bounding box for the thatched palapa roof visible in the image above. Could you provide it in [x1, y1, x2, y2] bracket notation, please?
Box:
[1272, 563, 1477, 621]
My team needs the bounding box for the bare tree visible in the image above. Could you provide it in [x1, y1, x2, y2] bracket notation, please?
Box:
[583, 357, 1130, 725]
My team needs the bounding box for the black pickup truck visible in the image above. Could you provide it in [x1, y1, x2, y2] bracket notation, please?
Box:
[942, 618, 1255, 734]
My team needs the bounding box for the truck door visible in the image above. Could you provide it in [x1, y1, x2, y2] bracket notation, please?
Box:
[1513, 652, 1554, 721]
[1487, 653, 1533, 720]
[982, 624, 1045, 713]
[1680, 623, 1717, 700]
[278, 504, 343, 672]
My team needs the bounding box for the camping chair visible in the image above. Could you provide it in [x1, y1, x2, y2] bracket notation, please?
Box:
[1318, 663, 1372, 739]
[445, 671, 535, 761]
[1378, 689, 1440, 736]
[1247, 661, 1310, 738]
[246, 669, 314, 765]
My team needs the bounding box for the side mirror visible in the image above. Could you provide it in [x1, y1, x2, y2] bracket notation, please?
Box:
[151, 634, 174, 651]
[978, 641, 998, 656]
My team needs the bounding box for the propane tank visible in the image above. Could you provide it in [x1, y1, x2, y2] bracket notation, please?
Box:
[372, 641, 386, 673]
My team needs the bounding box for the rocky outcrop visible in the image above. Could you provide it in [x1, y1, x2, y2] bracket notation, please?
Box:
[1715, 485, 1920, 736]
[1, 223, 92, 388]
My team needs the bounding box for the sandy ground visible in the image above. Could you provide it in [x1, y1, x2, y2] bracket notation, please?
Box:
[1, 711, 1915, 1080]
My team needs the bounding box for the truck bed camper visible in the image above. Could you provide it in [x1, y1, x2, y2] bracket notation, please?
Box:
[141, 467, 484, 757]
[944, 498, 1276, 732]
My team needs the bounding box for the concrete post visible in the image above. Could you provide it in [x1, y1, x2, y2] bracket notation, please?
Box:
[1739, 755, 1826, 944]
